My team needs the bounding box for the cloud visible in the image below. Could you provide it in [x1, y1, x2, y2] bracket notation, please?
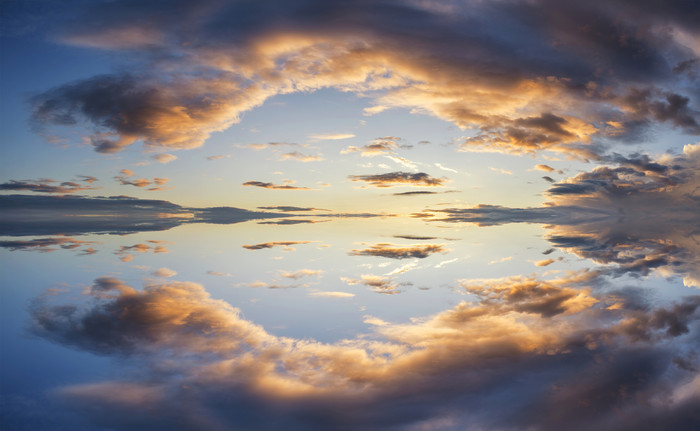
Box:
[279, 151, 323, 162]
[244, 142, 298, 150]
[27, 0, 699, 160]
[435, 258, 458, 268]
[0, 178, 100, 194]
[385, 261, 418, 276]
[420, 145, 700, 283]
[0, 237, 99, 254]
[363, 105, 388, 116]
[152, 267, 177, 278]
[349, 172, 445, 188]
[0, 194, 198, 236]
[31, 74, 265, 153]
[242, 181, 311, 190]
[242, 241, 313, 251]
[341, 274, 403, 294]
[458, 274, 598, 318]
[309, 133, 355, 140]
[489, 167, 513, 175]
[392, 190, 439, 196]
[76, 175, 98, 184]
[257, 219, 322, 225]
[114, 170, 170, 191]
[392, 235, 438, 241]
[0, 194, 379, 237]
[434, 163, 458, 173]
[349, 243, 445, 259]
[152, 153, 177, 164]
[279, 269, 323, 280]
[341, 137, 400, 157]
[28, 276, 700, 431]
[308, 291, 355, 298]
[115, 242, 169, 262]
[535, 164, 556, 172]
[384, 155, 418, 171]
[419, 204, 602, 226]
[489, 256, 513, 265]
[257, 206, 329, 212]
[247, 281, 297, 289]
[207, 154, 231, 160]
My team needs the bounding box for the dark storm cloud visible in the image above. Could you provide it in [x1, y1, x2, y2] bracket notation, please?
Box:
[242, 181, 312, 190]
[0, 178, 100, 194]
[349, 243, 445, 259]
[28, 275, 700, 431]
[349, 172, 445, 188]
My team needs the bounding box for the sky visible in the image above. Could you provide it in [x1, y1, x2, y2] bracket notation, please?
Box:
[1, 1, 699, 430]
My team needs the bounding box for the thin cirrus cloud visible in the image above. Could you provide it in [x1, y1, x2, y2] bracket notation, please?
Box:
[348, 172, 445, 188]
[28, 275, 700, 431]
[434, 163, 458, 173]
